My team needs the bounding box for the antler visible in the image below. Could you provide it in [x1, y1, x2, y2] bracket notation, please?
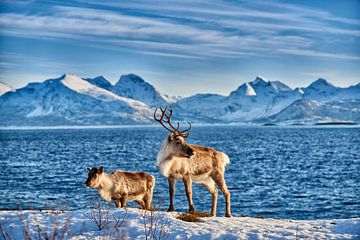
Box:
[178, 121, 192, 138]
[153, 106, 192, 138]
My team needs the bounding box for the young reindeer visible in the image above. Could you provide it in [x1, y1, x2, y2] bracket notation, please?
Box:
[85, 167, 155, 210]
[154, 107, 231, 217]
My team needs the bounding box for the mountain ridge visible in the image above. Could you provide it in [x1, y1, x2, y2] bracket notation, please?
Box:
[1, 74, 359, 126]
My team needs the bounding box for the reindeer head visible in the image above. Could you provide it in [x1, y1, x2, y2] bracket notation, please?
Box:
[167, 132, 195, 158]
[154, 106, 195, 158]
[85, 166, 104, 188]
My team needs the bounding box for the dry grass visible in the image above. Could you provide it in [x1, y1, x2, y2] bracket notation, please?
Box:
[176, 212, 212, 222]
[85, 197, 128, 239]
[0, 210, 71, 240]
[142, 210, 170, 240]
[86, 197, 112, 231]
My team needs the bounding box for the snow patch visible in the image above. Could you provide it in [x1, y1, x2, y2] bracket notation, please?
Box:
[61, 74, 147, 107]
[245, 83, 256, 96]
[0, 209, 358, 239]
[26, 106, 53, 117]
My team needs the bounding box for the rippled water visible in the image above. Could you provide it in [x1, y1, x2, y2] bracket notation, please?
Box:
[0, 126, 359, 220]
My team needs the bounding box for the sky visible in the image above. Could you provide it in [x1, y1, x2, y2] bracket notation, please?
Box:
[0, 0, 359, 97]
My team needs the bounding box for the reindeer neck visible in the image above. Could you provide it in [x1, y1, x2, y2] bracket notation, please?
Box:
[97, 174, 114, 201]
[157, 138, 172, 162]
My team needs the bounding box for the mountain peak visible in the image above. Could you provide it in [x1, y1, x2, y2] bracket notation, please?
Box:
[58, 74, 82, 82]
[308, 78, 334, 89]
[84, 75, 113, 91]
[252, 76, 268, 84]
[92, 75, 110, 81]
[114, 74, 169, 106]
[119, 74, 145, 84]
[304, 78, 338, 101]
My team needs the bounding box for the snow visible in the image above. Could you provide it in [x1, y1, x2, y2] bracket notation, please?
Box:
[1, 74, 359, 126]
[0, 81, 13, 96]
[26, 105, 54, 117]
[84, 76, 113, 91]
[252, 75, 268, 84]
[245, 83, 256, 96]
[0, 208, 358, 239]
[0, 74, 156, 126]
[61, 74, 146, 107]
[113, 74, 172, 106]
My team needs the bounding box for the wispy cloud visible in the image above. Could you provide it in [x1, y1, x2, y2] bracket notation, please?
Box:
[279, 49, 360, 61]
[0, 0, 359, 61]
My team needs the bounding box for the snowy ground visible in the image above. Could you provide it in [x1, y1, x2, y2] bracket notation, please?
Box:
[1, 208, 359, 239]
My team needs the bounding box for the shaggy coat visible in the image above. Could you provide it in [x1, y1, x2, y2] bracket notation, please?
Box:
[157, 133, 231, 217]
[85, 167, 155, 210]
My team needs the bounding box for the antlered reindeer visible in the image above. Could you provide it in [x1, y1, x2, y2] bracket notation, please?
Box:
[154, 107, 231, 217]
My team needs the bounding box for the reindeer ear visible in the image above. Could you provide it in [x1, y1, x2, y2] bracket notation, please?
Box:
[87, 167, 91, 172]
[99, 166, 104, 173]
[169, 133, 175, 141]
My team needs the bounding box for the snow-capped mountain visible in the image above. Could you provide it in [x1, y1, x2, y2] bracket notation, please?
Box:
[0, 74, 359, 126]
[0, 74, 153, 126]
[83, 76, 113, 91]
[0, 81, 13, 96]
[113, 74, 172, 106]
[262, 99, 360, 124]
[177, 76, 359, 124]
[223, 76, 302, 121]
[303, 78, 360, 101]
[177, 93, 227, 120]
[177, 76, 303, 122]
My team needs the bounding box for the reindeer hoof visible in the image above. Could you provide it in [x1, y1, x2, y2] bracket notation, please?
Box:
[189, 206, 196, 213]
[225, 213, 232, 218]
[167, 206, 175, 212]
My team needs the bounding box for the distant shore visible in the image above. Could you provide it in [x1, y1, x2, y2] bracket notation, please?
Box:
[0, 122, 359, 130]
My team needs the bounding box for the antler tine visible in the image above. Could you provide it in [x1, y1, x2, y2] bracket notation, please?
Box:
[165, 107, 173, 120]
[154, 107, 165, 122]
[153, 106, 175, 133]
[179, 121, 192, 138]
[154, 106, 192, 137]
[181, 132, 190, 138]
[154, 106, 182, 134]
[160, 106, 167, 113]
[164, 107, 180, 132]
[153, 107, 160, 121]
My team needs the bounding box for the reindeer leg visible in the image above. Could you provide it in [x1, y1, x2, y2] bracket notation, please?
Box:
[183, 176, 196, 213]
[167, 176, 175, 212]
[144, 192, 154, 211]
[136, 200, 146, 209]
[202, 178, 218, 217]
[114, 199, 121, 208]
[121, 194, 128, 208]
[214, 175, 231, 217]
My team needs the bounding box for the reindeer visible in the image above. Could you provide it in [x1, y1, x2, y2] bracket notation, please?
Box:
[154, 107, 231, 217]
[85, 166, 155, 210]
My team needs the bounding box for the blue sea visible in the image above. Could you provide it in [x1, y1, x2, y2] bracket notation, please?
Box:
[0, 126, 359, 220]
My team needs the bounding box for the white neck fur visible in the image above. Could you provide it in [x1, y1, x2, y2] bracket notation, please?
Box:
[97, 174, 114, 201]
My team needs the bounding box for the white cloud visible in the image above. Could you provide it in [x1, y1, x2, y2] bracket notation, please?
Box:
[0, 1, 359, 61]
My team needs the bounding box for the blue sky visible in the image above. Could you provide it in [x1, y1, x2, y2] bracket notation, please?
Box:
[0, 0, 359, 97]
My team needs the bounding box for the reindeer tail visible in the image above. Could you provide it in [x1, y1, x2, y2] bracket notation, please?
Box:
[221, 152, 230, 167]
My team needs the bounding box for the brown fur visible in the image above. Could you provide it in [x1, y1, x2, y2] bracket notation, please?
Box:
[85, 167, 155, 210]
[157, 134, 231, 217]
